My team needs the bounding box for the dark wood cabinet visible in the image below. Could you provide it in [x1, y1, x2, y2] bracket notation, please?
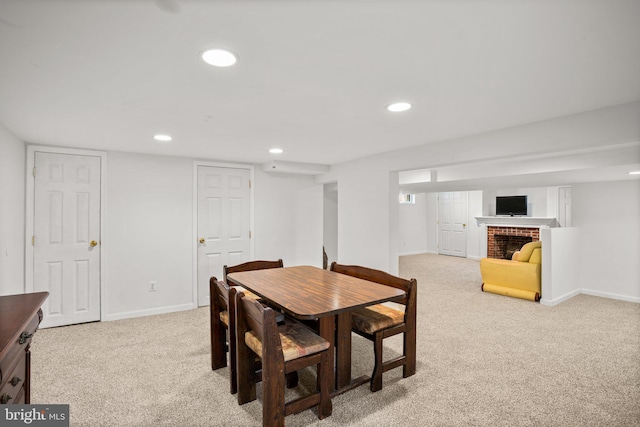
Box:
[0, 292, 48, 405]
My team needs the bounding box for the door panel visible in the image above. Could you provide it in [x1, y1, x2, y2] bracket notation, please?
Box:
[440, 230, 452, 252]
[75, 260, 90, 311]
[197, 166, 251, 306]
[33, 152, 101, 328]
[47, 262, 63, 314]
[205, 197, 222, 239]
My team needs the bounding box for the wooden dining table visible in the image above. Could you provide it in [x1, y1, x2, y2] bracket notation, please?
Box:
[226, 265, 406, 396]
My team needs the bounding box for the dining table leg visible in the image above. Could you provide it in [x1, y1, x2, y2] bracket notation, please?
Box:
[335, 312, 352, 389]
[317, 315, 335, 416]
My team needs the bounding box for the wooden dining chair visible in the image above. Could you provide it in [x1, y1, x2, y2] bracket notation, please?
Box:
[210, 277, 244, 393]
[330, 262, 417, 392]
[223, 258, 288, 346]
[223, 259, 284, 285]
[235, 291, 333, 427]
[210, 260, 289, 394]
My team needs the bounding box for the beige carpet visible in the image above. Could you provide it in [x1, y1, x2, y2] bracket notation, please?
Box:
[31, 254, 640, 426]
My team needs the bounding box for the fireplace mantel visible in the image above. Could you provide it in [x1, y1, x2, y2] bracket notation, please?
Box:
[475, 216, 559, 228]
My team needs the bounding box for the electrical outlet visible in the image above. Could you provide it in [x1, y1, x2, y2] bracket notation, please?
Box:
[149, 281, 157, 292]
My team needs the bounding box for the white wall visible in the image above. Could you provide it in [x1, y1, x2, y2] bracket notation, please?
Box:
[572, 180, 640, 302]
[0, 125, 25, 296]
[295, 184, 324, 267]
[467, 190, 483, 260]
[426, 193, 438, 254]
[540, 227, 581, 305]
[483, 187, 549, 216]
[388, 171, 400, 275]
[105, 152, 194, 319]
[398, 193, 428, 255]
[335, 167, 393, 272]
[253, 169, 319, 265]
[104, 153, 319, 320]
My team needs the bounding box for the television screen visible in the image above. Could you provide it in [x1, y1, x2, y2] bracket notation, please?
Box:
[496, 195, 527, 216]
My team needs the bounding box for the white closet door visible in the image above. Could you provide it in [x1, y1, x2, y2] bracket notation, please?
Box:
[33, 152, 102, 328]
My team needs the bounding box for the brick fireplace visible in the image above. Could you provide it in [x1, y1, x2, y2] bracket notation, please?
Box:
[487, 226, 540, 259]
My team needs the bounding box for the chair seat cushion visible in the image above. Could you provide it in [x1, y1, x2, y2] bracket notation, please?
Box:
[220, 310, 230, 326]
[352, 304, 405, 334]
[245, 319, 329, 362]
[232, 286, 261, 301]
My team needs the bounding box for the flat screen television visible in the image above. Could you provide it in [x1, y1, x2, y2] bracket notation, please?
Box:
[496, 195, 527, 216]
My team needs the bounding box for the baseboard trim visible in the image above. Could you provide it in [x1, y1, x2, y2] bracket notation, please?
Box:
[540, 289, 581, 306]
[580, 289, 640, 304]
[400, 251, 478, 260]
[399, 250, 429, 256]
[104, 303, 196, 322]
[540, 288, 640, 306]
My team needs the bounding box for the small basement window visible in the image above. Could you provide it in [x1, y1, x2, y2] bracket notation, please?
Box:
[399, 193, 415, 204]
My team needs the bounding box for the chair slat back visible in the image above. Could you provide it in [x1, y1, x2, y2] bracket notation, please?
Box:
[330, 262, 415, 306]
[223, 259, 284, 283]
[213, 279, 230, 311]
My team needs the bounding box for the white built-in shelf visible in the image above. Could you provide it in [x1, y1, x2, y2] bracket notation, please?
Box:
[475, 216, 559, 228]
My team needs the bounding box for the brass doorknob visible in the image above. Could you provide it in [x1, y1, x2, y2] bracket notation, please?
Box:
[199, 238, 205, 244]
[90, 240, 98, 247]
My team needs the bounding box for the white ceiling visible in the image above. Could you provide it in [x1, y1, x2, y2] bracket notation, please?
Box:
[1, 0, 639, 169]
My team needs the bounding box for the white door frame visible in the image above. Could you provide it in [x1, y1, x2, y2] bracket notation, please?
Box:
[192, 161, 254, 306]
[25, 145, 107, 320]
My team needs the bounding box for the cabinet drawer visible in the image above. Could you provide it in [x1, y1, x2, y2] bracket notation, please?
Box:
[13, 387, 25, 404]
[0, 312, 39, 387]
[1, 386, 25, 405]
[0, 354, 26, 404]
[22, 311, 41, 346]
[0, 293, 47, 406]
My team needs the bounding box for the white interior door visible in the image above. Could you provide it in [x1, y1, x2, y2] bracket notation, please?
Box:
[558, 187, 572, 227]
[33, 152, 101, 328]
[197, 166, 251, 306]
[438, 191, 468, 257]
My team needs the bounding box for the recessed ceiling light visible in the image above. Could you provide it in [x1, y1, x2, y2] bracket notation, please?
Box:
[201, 49, 237, 67]
[387, 102, 411, 112]
[269, 148, 283, 154]
[629, 171, 640, 175]
[154, 134, 172, 142]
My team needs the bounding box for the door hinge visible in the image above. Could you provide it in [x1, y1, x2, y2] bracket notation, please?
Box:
[249, 230, 252, 239]
[32, 236, 35, 246]
[33, 167, 36, 177]
[249, 180, 252, 189]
